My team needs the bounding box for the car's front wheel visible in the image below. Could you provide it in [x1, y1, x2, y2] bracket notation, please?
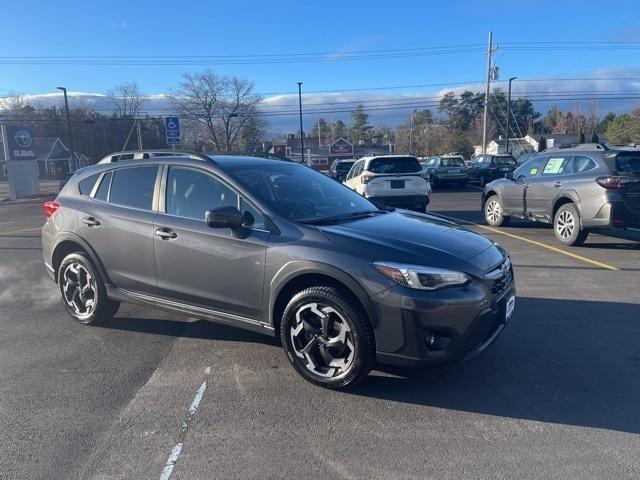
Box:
[484, 195, 510, 227]
[280, 286, 375, 389]
[554, 204, 589, 246]
[58, 252, 120, 325]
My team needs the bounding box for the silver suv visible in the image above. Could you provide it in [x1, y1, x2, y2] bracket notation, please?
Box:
[481, 145, 640, 245]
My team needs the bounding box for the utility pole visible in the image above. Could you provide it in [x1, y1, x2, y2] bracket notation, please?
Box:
[505, 76, 517, 155]
[57, 86, 77, 171]
[297, 82, 304, 163]
[136, 118, 143, 150]
[408, 108, 416, 155]
[481, 32, 497, 155]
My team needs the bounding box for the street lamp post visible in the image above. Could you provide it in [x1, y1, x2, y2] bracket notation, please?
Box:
[505, 77, 517, 155]
[297, 82, 304, 164]
[57, 86, 77, 171]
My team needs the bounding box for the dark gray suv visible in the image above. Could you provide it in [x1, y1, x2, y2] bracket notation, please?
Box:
[481, 146, 640, 245]
[42, 150, 516, 389]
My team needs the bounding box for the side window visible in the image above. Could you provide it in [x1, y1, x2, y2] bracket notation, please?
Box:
[542, 156, 572, 176]
[166, 167, 238, 221]
[78, 173, 100, 196]
[109, 166, 158, 210]
[94, 172, 112, 201]
[514, 157, 546, 179]
[574, 156, 597, 173]
[240, 197, 266, 230]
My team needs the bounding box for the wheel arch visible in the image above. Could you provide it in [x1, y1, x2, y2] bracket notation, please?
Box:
[51, 233, 111, 285]
[268, 262, 379, 337]
[552, 192, 581, 220]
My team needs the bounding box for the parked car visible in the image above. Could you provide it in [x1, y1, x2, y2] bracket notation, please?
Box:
[467, 154, 517, 186]
[42, 149, 514, 389]
[422, 155, 468, 187]
[343, 155, 431, 211]
[481, 146, 640, 245]
[329, 159, 355, 182]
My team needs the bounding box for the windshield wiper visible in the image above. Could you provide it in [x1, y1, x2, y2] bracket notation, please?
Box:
[301, 210, 385, 225]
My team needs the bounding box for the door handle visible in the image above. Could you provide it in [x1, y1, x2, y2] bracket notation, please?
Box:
[554, 181, 563, 188]
[524, 183, 530, 188]
[155, 228, 177, 240]
[82, 216, 100, 227]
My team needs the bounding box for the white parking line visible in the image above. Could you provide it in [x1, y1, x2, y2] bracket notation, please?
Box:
[159, 367, 211, 480]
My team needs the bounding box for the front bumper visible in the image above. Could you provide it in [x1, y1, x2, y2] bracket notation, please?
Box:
[372, 272, 515, 367]
[367, 194, 430, 209]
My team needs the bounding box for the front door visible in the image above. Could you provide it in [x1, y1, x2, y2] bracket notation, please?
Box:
[527, 155, 572, 216]
[153, 165, 268, 319]
[502, 157, 547, 215]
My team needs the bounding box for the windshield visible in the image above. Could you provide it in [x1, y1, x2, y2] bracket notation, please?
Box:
[441, 157, 464, 166]
[223, 162, 377, 222]
[615, 153, 640, 174]
[368, 157, 422, 174]
[493, 156, 516, 165]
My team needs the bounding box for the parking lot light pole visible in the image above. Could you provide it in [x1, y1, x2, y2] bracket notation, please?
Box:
[408, 108, 417, 155]
[57, 86, 77, 171]
[505, 77, 517, 155]
[297, 82, 304, 163]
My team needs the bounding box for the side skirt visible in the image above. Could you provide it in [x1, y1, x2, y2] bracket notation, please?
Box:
[105, 286, 276, 337]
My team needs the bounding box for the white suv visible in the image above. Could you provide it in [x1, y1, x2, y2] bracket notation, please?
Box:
[343, 155, 431, 211]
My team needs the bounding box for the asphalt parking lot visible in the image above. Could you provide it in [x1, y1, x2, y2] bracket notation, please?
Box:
[1, 186, 639, 480]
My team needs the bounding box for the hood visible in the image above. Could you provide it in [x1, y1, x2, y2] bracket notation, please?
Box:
[319, 211, 500, 272]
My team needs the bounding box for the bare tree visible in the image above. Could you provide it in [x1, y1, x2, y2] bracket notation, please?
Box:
[170, 70, 262, 152]
[107, 82, 144, 117]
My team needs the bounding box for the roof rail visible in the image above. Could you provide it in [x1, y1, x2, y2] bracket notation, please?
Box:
[97, 149, 214, 164]
[542, 142, 608, 153]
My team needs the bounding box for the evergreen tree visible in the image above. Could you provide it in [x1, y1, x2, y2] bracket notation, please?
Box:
[350, 105, 373, 144]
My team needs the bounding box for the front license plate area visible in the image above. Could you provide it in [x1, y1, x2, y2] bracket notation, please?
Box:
[390, 180, 405, 189]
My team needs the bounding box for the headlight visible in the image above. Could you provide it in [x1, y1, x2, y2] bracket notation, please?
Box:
[373, 261, 470, 291]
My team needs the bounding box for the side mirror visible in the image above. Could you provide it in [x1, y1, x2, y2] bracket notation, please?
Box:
[505, 172, 514, 180]
[205, 206, 243, 229]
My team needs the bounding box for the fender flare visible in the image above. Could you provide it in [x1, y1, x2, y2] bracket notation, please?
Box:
[51, 232, 112, 285]
[267, 260, 379, 329]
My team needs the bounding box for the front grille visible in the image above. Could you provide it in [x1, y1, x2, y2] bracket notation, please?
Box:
[485, 257, 513, 298]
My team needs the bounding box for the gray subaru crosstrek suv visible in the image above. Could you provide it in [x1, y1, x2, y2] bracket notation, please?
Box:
[42, 150, 516, 389]
[482, 145, 640, 245]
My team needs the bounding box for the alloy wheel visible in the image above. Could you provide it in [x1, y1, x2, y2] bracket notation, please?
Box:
[289, 302, 355, 379]
[62, 262, 97, 316]
[556, 210, 575, 240]
[486, 199, 502, 224]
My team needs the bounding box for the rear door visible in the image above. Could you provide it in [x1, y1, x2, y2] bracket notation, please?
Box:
[78, 165, 160, 294]
[527, 155, 573, 215]
[365, 157, 427, 197]
[153, 165, 268, 318]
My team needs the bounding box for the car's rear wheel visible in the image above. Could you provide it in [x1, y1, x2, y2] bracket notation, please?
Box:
[553, 204, 589, 246]
[58, 252, 120, 325]
[280, 286, 375, 389]
[484, 195, 510, 227]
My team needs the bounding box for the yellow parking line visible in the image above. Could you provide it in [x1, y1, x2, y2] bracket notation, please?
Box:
[0, 226, 42, 236]
[434, 213, 620, 271]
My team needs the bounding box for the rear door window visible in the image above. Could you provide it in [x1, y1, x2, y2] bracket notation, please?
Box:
[542, 156, 572, 176]
[109, 166, 159, 210]
[367, 157, 422, 174]
[94, 172, 112, 201]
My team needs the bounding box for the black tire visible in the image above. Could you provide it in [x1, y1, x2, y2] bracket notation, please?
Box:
[484, 195, 510, 227]
[280, 285, 375, 390]
[57, 252, 120, 325]
[553, 203, 589, 246]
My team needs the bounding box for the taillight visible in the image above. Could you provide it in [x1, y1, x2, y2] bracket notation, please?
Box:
[595, 176, 634, 189]
[43, 201, 60, 219]
[361, 173, 374, 184]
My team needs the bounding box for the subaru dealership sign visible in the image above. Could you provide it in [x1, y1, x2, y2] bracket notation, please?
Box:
[5, 126, 37, 161]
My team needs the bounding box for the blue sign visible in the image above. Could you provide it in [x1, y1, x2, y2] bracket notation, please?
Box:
[165, 117, 180, 145]
[4, 126, 36, 161]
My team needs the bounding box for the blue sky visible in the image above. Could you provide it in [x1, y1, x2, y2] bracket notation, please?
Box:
[2, 0, 640, 128]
